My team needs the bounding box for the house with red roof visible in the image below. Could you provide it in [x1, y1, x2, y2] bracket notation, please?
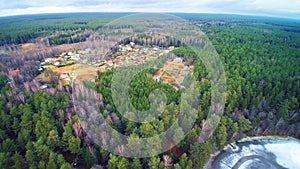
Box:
[58, 72, 68, 79]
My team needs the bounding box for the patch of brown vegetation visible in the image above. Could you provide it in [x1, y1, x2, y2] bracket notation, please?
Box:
[153, 60, 189, 87]
[21, 43, 36, 50]
[72, 64, 98, 81]
[167, 142, 184, 157]
[51, 64, 76, 73]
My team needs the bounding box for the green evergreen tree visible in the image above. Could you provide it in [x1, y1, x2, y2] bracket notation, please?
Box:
[131, 158, 142, 169]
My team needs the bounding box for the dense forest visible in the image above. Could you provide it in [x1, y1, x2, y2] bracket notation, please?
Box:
[0, 13, 124, 45]
[0, 13, 299, 168]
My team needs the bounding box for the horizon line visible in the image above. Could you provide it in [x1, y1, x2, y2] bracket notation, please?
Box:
[0, 11, 299, 21]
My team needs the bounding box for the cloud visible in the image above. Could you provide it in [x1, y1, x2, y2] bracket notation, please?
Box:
[0, 0, 299, 18]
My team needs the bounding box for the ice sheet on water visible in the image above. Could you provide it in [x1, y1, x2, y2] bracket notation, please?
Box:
[265, 140, 300, 169]
[212, 136, 300, 169]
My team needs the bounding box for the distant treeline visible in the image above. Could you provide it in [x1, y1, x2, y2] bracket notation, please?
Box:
[0, 13, 126, 45]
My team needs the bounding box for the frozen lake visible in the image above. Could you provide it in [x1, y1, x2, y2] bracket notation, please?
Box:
[212, 136, 300, 169]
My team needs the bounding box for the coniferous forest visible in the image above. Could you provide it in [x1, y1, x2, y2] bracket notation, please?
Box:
[0, 13, 299, 168]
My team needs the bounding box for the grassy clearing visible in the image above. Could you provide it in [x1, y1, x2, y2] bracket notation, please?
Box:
[36, 64, 99, 83]
[21, 43, 36, 50]
[51, 64, 76, 73]
[154, 61, 189, 85]
[73, 64, 98, 81]
[36, 72, 49, 81]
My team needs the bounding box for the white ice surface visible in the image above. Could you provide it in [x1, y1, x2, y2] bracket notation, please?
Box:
[265, 140, 300, 169]
[215, 137, 300, 169]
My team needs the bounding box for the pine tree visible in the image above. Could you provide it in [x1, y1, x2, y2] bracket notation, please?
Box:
[46, 152, 57, 169]
[190, 140, 212, 168]
[131, 158, 142, 169]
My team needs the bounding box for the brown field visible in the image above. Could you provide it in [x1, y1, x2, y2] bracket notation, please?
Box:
[36, 64, 98, 83]
[51, 64, 77, 73]
[21, 43, 36, 50]
[153, 61, 189, 86]
[72, 64, 98, 81]
[52, 64, 98, 81]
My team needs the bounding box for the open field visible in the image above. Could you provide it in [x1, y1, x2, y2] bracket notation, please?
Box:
[72, 64, 98, 81]
[153, 60, 189, 87]
[36, 64, 98, 83]
[21, 43, 36, 50]
[51, 64, 76, 73]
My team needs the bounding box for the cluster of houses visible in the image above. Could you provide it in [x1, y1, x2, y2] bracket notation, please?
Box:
[39, 51, 80, 70]
[96, 42, 192, 90]
[38, 50, 83, 87]
[98, 42, 177, 72]
[37, 42, 193, 90]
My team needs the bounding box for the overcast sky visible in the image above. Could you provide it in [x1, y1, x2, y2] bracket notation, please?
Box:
[0, 0, 299, 19]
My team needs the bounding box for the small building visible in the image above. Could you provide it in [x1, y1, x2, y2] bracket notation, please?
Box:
[120, 56, 126, 61]
[58, 72, 68, 79]
[114, 62, 120, 68]
[85, 48, 91, 53]
[168, 46, 175, 51]
[126, 46, 133, 52]
[11, 69, 20, 75]
[156, 76, 160, 82]
[44, 58, 52, 63]
[38, 67, 43, 71]
[65, 56, 72, 60]
[107, 60, 114, 67]
[71, 54, 80, 61]
[174, 57, 183, 63]
[39, 84, 48, 90]
[67, 52, 73, 56]
[121, 47, 127, 52]
[53, 61, 60, 66]
[130, 42, 135, 47]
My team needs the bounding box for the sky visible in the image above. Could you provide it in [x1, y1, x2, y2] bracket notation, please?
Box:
[0, 0, 299, 19]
